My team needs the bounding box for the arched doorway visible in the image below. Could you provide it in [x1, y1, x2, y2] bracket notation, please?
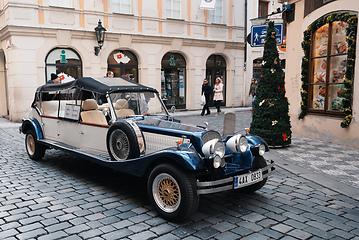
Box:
[0, 51, 8, 117]
[206, 55, 226, 105]
[161, 52, 186, 109]
[108, 50, 138, 82]
[45, 48, 82, 83]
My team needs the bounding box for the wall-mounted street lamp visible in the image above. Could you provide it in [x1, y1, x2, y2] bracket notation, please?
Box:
[94, 20, 106, 56]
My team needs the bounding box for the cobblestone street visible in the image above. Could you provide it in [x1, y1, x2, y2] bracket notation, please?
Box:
[1, 112, 359, 240]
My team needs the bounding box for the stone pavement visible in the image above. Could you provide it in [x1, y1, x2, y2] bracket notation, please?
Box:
[1, 113, 359, 240]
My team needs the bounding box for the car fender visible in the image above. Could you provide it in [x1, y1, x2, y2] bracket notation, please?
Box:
[246, 134, 269, 152]
[149, 146, 205, 171]
[20, 118, 44, 140]
[104, 147, 205, 177]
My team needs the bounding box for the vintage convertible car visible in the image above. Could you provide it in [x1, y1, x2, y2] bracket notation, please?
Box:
[20, 77, 275, 222]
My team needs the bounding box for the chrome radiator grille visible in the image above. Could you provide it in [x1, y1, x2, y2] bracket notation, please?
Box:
[143, 132, 189, 154]
[201, 131, 222, 144]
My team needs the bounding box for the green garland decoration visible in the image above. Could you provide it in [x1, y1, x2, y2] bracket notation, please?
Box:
[298, 12, 357, 128]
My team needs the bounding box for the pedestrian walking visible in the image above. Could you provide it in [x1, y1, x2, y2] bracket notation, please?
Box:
[249, 78, 257, 108]
[201, 78, 212, 116]
[213, 77, 223, 116]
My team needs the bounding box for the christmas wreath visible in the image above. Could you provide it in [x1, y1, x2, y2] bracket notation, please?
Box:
[298, 12, 357, 128]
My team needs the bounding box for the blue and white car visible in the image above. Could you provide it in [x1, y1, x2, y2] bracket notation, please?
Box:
[20, 77, 275, 222]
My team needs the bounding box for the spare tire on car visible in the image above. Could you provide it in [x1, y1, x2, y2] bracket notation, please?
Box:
[106, 120, 144, 161]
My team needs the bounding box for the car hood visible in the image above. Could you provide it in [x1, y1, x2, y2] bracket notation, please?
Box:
[135, 116, 206, 135]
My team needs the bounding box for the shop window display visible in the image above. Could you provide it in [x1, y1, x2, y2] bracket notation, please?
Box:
[309, 21, 348, 113]
[108, 50, 138, 82]
[161, 53, 186, 109]
[45, 48, 82, 83]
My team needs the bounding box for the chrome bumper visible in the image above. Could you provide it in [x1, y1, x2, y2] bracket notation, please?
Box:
[196, 160, 276, 195]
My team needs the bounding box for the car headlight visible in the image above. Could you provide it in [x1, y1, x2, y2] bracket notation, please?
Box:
[213, 154, 225, 168]
[202, 139, 225, 158]
[259, 144, 266, 156]
[226, 134, 248, 154]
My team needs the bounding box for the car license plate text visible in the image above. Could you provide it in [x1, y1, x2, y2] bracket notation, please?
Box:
[234, 170, 263, 189]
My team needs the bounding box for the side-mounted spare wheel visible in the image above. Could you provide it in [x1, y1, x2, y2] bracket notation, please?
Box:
[147, 163, 199, 222]
[25, 129, 46, 160]
[106, 120, 144, 161]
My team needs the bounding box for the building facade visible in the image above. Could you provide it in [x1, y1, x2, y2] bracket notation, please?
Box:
[285, 0, 359, 148]
[0, 0, 247, 122]
[246, 0, 287, 99]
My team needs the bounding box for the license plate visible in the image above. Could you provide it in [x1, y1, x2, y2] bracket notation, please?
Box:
[234, 170, 263, 189]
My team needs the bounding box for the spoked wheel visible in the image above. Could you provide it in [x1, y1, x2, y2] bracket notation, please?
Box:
[25, 130, 45, 160]
[108, 129, 130, 160]
[148, 163, 199, 222]
[106, 121, 141, 161]
[152, 173, 181, 213]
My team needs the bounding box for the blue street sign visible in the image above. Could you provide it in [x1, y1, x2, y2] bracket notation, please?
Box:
[250, 23, 283, 47]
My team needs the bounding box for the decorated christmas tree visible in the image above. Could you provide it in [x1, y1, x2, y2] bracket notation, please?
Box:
[250, 21, 291, 147]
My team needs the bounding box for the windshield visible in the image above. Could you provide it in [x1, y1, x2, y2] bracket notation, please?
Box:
[110, 91, 168, 117]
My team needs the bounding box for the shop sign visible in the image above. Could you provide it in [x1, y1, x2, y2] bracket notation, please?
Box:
[170, 54, 175, 66]
[58, 72, 75, 83]
[278, 38, 286, 52]
[60, 50, 68, 63]
[114, 52, 130, 64]
[250, 23, 283, 47]
[200, 0, 216, 10]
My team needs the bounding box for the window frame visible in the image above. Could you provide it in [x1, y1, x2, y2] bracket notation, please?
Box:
[258, 0, 269, 18]
[165, 0, 181, 19]
[49, 0, 73, 8]
[112, 0, 132, 15]
[210, 0, 223, 24]
[307, 21, 347, 117]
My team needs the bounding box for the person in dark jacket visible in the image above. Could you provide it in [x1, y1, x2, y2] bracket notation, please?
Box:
[201, 78, 212, 116]
[47, 73, 61, 84]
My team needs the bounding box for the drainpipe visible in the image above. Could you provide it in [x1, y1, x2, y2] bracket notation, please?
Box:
[244, 0, 248, 106]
